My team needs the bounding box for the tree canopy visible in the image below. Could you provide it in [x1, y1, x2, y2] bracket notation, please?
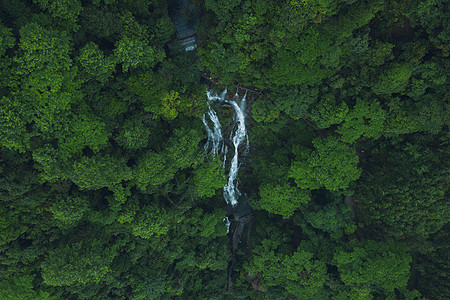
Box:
[0, 0, 447, 298]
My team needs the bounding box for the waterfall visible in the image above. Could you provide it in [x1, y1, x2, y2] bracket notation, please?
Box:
[223, 217, 231, 233]
[223, 92, 248, 206]
[203, 88, 248, 207]
[202, 108, 223, 156]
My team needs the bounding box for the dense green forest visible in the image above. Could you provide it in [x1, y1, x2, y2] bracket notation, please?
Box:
[0, 0, 448, 299]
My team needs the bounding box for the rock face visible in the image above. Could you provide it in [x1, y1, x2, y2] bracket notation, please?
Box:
[225, 194, 254, 290]
[168, 0, 197, 50]
[224, 193, 252, 219]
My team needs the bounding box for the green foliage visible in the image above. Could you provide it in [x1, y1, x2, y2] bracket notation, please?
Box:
[412, 0, 450, 45]
[0, 96, 31, 151]
[41, 237, 120, 286]
[32, 145, 68, 182]
[0, 205, 27, 245]
[416, 226, 450, 299]
[282, 249, 328, 298]
[153, 15, 176, 45]
[0, 273, 55, 299]
[413, 95, 449, 134]
[270, 85, 319, 120]
[334, 240, 412, 296]
[323, 0, 384, 41]
[289, 137, 362, 191]
[13, 23, 72, 82]
[127, 71, 205, 120]
[250, 240, 328, 298]
[303, 201, 356, 240]
[130, 273, 167, 300]
[200, 42, 251, 83]
[372, 63, 413, 95]
[116, 114, 151, 150]
[383, 97, 419, 134]
[205, 0, 242, 21]
[267, 25, 335, 86]
[77, 42, 115, 82]
[50, 195, 89, 226]
[33, 0, 82, 30]
[11, 22, 82, 135]
[165, 128, 204, 169]
[0, 22, 15, 57]
[259, 182, 310, 218]
[290, 0, 340, 17]
[79, 5, 122, 40]
[127, 71, 166, 113]
[0, 0, 446, 298]
[191, 158, 226, 197]
[337, 98, 386, 144]
[132, 205, 171, 239]
[309, 94, 349, 129]
[274, 1, 315, 34]
[134, 151, 176, 190]
[198, 209, 228, 239]
[356, 137, 449, 252]
[114, 36, 165, 72]
[70, 154, 132, 190]
[251, 98, 280, 123]
[366, 41, 395, 67]
[58, 112, 111, 159]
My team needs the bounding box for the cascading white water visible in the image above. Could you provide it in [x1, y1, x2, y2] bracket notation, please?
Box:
[222, 145, 228, 168]
[223, 92, 248, 206]
[202, 108, 223, 156]
[203, 88, 248, 207]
